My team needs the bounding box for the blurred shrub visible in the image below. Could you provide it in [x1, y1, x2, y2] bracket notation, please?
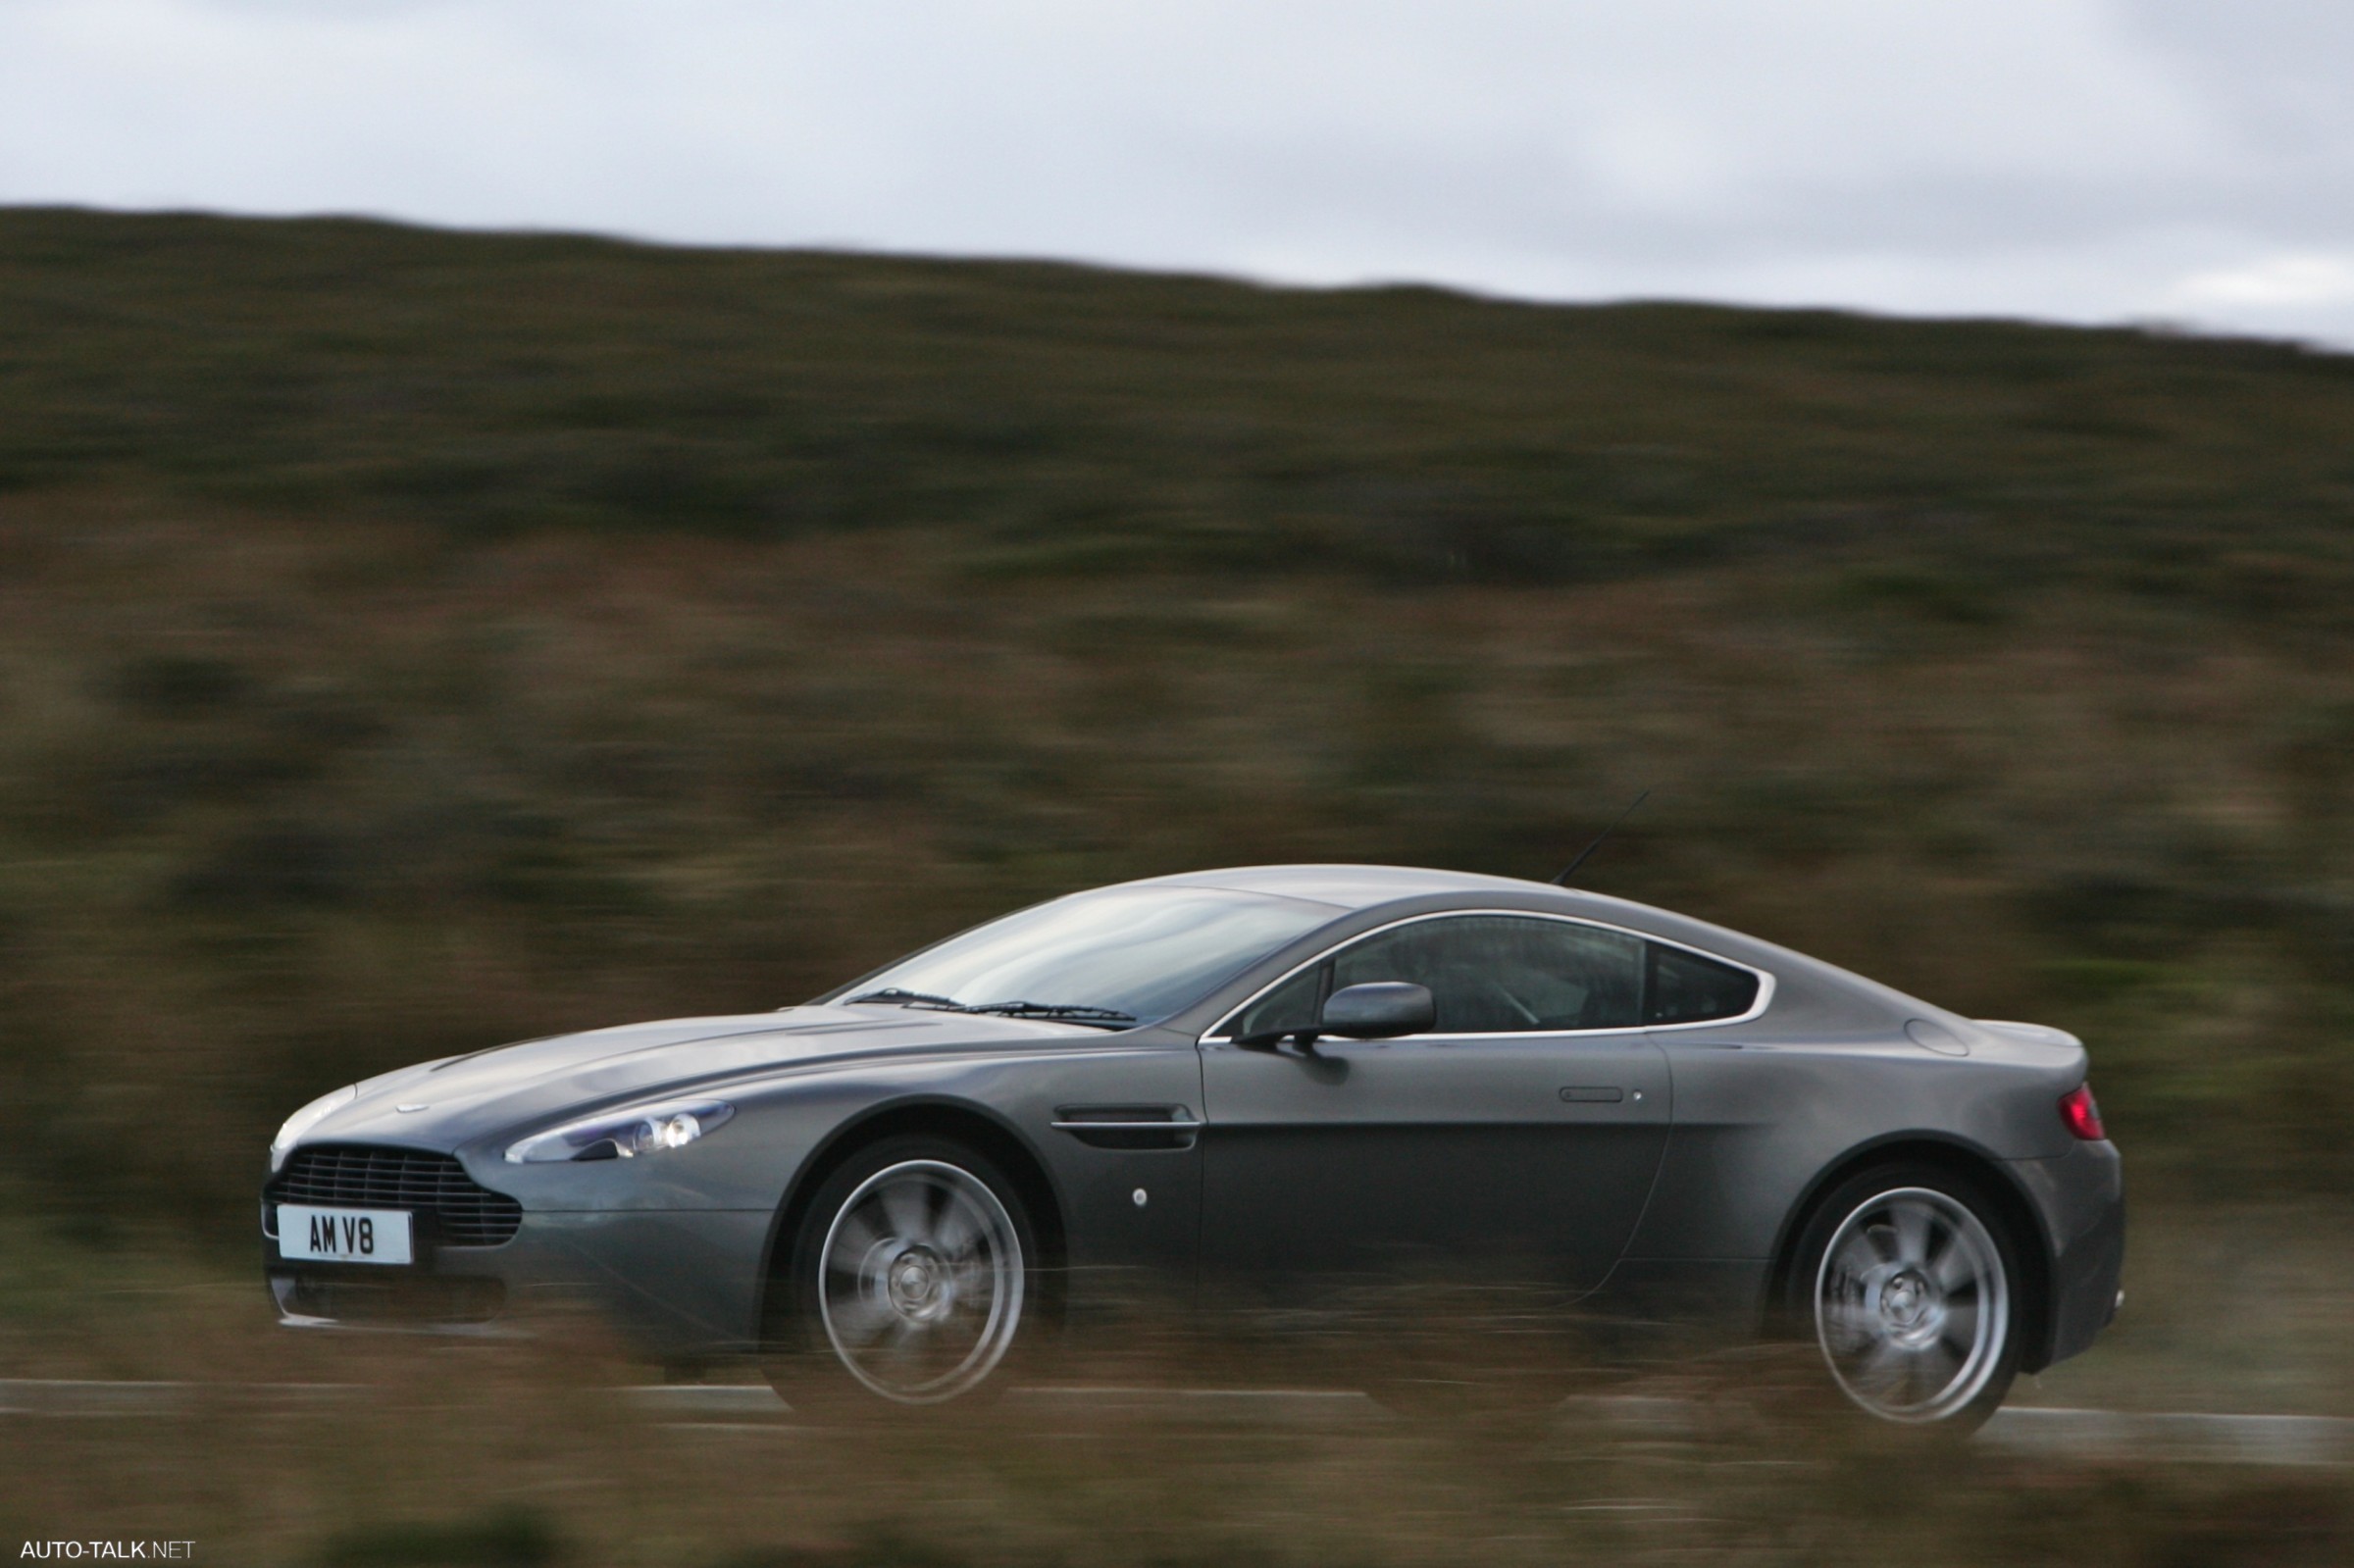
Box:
[314, 1510, 558, 1568]
[110, 653, 256, 717]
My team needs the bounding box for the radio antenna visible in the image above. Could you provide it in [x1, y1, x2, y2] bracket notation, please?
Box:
[1549, 791, 1650, 885]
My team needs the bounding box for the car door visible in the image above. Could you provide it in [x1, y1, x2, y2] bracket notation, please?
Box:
[1197, 912, 1673, 1302]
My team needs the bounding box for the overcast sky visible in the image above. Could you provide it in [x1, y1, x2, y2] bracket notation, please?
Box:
[5, 0, 2354, 346]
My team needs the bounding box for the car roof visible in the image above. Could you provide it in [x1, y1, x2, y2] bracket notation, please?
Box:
[1116, 863, 1783, 973]
[1121, 862, 1579, 910]
[1116, 863, 1938, 1032]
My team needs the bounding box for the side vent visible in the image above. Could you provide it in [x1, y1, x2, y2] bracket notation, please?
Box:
[1049, 1106, 1201, 1151]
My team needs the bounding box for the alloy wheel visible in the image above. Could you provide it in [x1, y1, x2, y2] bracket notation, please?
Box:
[816, 1158, 1026, 1403]
[1813, 1185, 2010, 1424]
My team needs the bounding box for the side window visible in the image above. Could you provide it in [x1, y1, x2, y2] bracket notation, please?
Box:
[1330, 916, 1644, 1034]
[1227, 963, 1325, 1040]
[1645, 944, 1759, 1026]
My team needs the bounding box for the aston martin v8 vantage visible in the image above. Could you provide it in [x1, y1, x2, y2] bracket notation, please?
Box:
[263, 865, 2124, 1426]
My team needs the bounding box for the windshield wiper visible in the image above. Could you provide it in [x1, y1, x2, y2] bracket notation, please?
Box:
[961, 1000, 1138, 1026]
[844, 987, 971, 1011]
[844, 988, 1136, 1028]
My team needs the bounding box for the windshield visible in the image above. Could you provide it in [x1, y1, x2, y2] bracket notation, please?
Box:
[834, 885, 1341, 1026]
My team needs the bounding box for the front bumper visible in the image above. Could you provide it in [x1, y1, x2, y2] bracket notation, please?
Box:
[264, 1208, 776, 1358]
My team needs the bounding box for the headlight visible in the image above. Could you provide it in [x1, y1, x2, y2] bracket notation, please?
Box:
[504, 1099, 736, 1165]
[270, 1085, 358, 1171]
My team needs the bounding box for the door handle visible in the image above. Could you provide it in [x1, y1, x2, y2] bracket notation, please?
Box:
[1558, 1086, 1624, 1103]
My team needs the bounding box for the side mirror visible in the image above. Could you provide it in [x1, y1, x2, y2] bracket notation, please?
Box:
[1320, 982, 1435, 1040]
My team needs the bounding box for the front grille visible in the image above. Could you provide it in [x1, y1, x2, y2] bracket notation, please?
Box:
[267, 1143, 523, 1247]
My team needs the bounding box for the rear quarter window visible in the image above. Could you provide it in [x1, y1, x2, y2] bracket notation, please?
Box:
[1645, 943, 1760, 1026]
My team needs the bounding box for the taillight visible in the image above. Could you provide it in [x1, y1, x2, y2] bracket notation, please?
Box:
[2060, 1084, 2106, 1141]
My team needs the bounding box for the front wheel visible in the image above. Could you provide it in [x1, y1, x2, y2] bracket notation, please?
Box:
[1785, 1166, 2022, 1431]
[765, 1137, 1039, 1414]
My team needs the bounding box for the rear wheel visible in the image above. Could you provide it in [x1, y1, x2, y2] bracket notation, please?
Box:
[765, 1136, 1038, 1414]
[1784, 1165, 2021, 1432]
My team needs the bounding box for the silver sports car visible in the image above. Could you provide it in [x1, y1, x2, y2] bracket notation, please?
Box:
[262, 865, 2124, 1427]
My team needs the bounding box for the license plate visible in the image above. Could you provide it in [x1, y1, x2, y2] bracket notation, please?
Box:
[278, 1204, 415, 1265]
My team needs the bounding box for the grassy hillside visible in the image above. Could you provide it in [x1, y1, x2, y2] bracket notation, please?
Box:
[2, 207, 2352, 1240]
[8, 207, 2354, 601]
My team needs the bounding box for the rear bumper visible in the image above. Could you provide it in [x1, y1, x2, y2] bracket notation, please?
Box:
[264, 1208, 774, 1358]
[2007, 1139, 2124, 1372]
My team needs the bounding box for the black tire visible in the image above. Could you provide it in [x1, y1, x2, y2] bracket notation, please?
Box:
[1781, 1163, 2024, 1435]
[763, 1135, 1042, 1417]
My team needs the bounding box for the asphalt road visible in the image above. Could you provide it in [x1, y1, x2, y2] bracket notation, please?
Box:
[3, 1380, 2348, 1464]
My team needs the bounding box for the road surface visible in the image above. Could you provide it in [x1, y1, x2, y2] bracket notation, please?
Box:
[2, 1380, 2347, 1464]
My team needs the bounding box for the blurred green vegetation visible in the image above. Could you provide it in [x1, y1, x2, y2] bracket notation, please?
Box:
[2, 1276, 2351, 1568]
[1, 207, 2351, 1241]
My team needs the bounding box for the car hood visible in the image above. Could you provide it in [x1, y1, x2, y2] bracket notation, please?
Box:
[286, 1004, 1103, 1157]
